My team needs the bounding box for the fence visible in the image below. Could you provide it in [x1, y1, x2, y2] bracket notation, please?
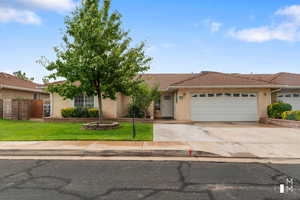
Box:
[0, 99, 3, 119]
[3, 99, 32, 120]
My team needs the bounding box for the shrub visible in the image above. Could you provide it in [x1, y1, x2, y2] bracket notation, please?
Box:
[267, 102, 292, 119]
[61, 108, 75, 118]
[127, 104, 145, 118]
[282, 110, 300, 121]
[88, 108, 99, 118]
[61, 107, 99, 118]
[73, 107, 89, 118]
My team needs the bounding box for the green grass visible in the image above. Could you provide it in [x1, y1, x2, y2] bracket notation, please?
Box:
[0, 120, 153, 141]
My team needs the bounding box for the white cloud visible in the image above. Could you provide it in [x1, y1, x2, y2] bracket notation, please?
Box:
[18, 0, 75, 12]
[203, 19, 222, 32]
[0, 7, 41, 25]
[229, 5, 300, 42]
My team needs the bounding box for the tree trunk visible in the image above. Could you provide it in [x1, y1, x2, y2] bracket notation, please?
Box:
[144, 110, 147, 120]
[97, 93, 104, 124]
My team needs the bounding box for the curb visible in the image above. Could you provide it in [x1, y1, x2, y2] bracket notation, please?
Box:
[0, 149, 220, 158]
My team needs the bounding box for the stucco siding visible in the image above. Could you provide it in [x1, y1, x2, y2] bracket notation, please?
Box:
[0, 88, 49, 100]
[51, 93, 73, 118]
[51, 93, 122, 119]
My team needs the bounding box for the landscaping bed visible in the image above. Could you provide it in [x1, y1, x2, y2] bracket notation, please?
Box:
[266, 118, 300, 129]
[0, 119, 153, 141]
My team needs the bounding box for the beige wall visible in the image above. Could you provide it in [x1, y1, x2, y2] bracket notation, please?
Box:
[0, 88, 49, 100]
[50, 92, 158, 119]
[51, 93, 130, 118]
[174, 88, 272, 121]
[51, 93, 74, 118]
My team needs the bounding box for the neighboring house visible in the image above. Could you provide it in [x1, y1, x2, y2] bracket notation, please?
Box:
[0, 72, 49, 100]
[49, 71, 300, 122]
[0, 72, 50, 119]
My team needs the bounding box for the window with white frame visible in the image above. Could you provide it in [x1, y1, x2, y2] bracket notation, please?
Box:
[74, 94, 94, 108]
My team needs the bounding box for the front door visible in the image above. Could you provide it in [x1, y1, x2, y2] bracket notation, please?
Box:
[161, 94, 173, 118]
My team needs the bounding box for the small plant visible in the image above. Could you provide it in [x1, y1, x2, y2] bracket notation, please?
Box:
[282, 110, 300, 121]
[88, 108, 99, 118]
[127, 104, 145, 118]
[267, 102, 292, 119]
[61, 108, 75, 118]
[61, 107, 99, 118]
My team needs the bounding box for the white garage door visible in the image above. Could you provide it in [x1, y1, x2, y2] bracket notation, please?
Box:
[277, 93, 300, 110]
[191, 93, 258, 121]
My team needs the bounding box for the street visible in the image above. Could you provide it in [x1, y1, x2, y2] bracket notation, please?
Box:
[0, 159, 299, 200]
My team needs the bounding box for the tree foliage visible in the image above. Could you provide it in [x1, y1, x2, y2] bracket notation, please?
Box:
[42, 0, 151, 123]
[13, 70, 34, 81]
[131, 82, 160, 119]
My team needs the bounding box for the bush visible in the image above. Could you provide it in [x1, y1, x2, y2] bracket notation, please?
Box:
[127, 104, 145, 118]
[282, 110, 300, 121]
[267, 102, 292, 119]
[61, 107, 99, 118]
[88, 108, 99, 118]
[74, 107, 89, 118]
[61, 108, 75, 118]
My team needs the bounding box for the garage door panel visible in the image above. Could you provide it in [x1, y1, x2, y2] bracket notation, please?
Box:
[191, 93, 258, 121]
[277, 93, 300, 110]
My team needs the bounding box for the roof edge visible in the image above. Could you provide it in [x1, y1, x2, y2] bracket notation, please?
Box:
[0, 84, 48, 94]
[170, 72, 274, 87]
[168, 85, 288, 89]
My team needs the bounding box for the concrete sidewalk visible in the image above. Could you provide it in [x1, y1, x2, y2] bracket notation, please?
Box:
[0, 141, 299, 159]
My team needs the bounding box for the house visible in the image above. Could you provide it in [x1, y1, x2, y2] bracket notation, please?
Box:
[0, 72, 50, 119]
[0, 72, 49, 100]
[49, 71, 300, 122]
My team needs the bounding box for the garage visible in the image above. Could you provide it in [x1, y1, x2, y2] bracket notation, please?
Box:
[191, 93, 258, 121]
[277, 93, 300, 110]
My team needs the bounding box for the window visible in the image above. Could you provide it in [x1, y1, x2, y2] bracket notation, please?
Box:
[241, 94, 248, 97]
[33, 93, 38, 100]
[277, 94, 283, 98]
[74, 94, 94, 108]
[285, 94, 291, 98]
[293, 94, 300, 98]
[155, 99, 160, 110]
[199, 94, 206, 97]
[233, 93, 240, 97]
[225, 93, 231, 97]
[208, 94, 214, 97]
[216, 93, 223, 97]
[192, 94, 198, 98]
[249, 94, 256, 97]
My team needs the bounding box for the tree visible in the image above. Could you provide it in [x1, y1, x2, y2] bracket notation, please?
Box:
[131, 82, 160, 119]
[13, 70, 34, 81]
[42, 0, 151, 124]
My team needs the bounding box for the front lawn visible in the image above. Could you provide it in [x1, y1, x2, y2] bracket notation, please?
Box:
[0, 120, 153, 141]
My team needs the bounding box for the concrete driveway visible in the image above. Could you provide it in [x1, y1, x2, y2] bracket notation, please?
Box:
[154, 122, 300, 158]
[154, 122, 300, 143]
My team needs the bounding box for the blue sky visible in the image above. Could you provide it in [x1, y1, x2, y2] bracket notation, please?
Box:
[1, 0, 300, 83]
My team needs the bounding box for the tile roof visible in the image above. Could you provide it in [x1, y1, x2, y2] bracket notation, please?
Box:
[268, 72, 300, 86]
[170, 72, 276, 88]
[46, 71, 300, 90]
[140, 73, 197, 90]
[0, 72, 45, 92]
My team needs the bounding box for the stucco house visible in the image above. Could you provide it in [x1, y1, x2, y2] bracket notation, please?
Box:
[0, 72, 50, 119]
[49, 71, 300, 122]
[0, 72, 49, 100]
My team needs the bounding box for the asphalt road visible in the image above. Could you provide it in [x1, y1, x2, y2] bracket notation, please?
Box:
[0, 160, 299, 200]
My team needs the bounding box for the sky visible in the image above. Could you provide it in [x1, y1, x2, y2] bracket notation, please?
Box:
[1, 0, 300, 83]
